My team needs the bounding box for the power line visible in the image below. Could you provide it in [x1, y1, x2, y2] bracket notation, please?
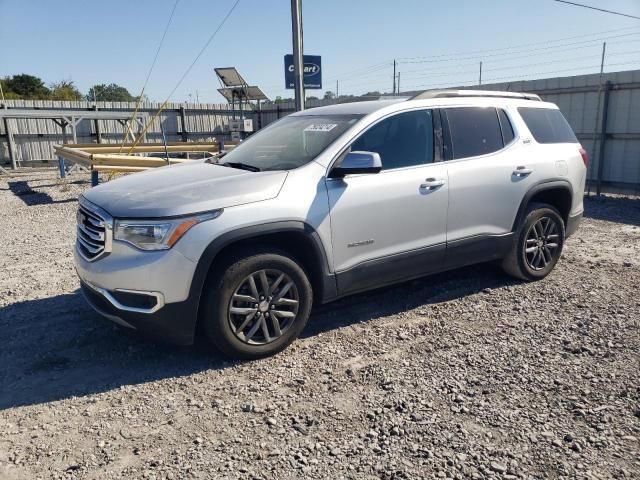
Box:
[406, 37, 640, 72]
[401, 60, 640, 91]
[320, 26, 640, 93]
[331, 35, 617, 84]
[398, 31, 640, 64]
[397, 25, 640, 61]
[283, 26, 640, 97]
[143, 0, 181, 95]
[127, 0, 241, 153]
[553, 0, 640, 21]
[119, 0, 180, 151]
[333, 40, 640, 86]
[164, 0, 241, 102]
[336, 54, 640, 95]
[396, 49, 640, 81]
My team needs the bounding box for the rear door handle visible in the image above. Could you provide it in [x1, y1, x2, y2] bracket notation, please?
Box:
[513, 166, 533, 177]
[420, 177, 445, 190]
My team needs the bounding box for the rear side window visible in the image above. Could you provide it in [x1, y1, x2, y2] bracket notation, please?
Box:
[352, 110, 434, 170]
[498, 109, 515, 145]
[518, 107, 578, 144]
[443, 107, 504, 160]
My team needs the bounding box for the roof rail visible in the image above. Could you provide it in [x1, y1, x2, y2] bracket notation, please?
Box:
[410, 89, 542, 101]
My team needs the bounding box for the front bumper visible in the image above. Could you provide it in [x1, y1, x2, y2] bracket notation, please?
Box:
[74, 241, 201, 345]
[80, 280, 198, 345]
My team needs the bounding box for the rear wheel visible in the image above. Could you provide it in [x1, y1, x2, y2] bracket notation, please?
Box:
[502, 203, 565, 281]
[202, 249, 313, 359]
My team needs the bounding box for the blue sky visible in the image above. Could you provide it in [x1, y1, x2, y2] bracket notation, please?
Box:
[1, 0, 639, 103]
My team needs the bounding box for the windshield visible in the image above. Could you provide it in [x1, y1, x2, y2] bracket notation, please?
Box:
[214, 114, 363, 171]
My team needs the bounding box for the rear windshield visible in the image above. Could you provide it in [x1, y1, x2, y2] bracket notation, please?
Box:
[518, 107, 578, 144]
[215, 114, 363, 171]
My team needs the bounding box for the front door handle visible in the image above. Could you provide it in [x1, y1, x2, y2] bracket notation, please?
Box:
[420, 177, 445, 190]
[513, 166, 533, 177]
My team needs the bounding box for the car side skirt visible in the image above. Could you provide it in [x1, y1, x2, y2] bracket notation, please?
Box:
[332, 233, 514, 300]
[335, 243, 446, 297]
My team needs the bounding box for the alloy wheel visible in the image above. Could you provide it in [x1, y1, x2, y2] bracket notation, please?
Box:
[228, 269, 299, 345]
[524, 216, 560, 271]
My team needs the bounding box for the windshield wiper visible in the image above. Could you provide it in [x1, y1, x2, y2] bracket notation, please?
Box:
[220, 161, 261, 172]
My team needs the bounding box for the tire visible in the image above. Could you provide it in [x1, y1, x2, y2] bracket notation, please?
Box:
[502, 202, 565, 281]
[201, 248, 313, 359]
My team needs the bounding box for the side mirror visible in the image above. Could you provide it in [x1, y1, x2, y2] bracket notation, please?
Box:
[329, 151, 382, 178]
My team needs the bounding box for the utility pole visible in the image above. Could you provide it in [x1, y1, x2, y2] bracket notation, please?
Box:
[397, 72, 401, 95]
[479, 61, 482, 86]
[588, 41, 607, 195]
[291, 0, 305, 111]
[392, 60, 397, 94]
[336, 80, 339, 99]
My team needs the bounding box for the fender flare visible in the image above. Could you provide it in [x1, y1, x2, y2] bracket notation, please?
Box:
[511, 179, 574, 232]
[186, 220, 337, 322]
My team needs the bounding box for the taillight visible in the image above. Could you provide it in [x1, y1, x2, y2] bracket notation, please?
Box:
[579, 146, 589, 168]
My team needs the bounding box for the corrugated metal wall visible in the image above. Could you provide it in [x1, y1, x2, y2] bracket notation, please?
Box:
[2, 70, 639, 190]
[459, 70, 640, 191]
[0, 98, 336, 166]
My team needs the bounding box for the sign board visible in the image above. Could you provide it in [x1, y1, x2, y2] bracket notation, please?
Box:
[284, 54, 322, 89]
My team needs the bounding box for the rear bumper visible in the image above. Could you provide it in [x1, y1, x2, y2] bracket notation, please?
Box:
[80, 280, 198, 346]
[566, 211, 583, 238]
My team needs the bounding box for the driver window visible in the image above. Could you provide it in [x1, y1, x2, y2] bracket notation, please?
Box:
[351, 110, 434, 170]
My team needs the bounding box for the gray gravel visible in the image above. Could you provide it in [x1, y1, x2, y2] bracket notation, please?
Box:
[1, 169, 639, 480]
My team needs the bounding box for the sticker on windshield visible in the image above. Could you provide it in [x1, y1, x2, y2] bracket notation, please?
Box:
[304, 123, 338, 132]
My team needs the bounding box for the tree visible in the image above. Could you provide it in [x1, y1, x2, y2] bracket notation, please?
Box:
[323, 90, 335, 100]
[273, 96, 294, 104]
[50, 80, 82, 101]
[0, 79, 20, 99]
[362, 91, 382, 98]
[86, 83, 136, 102]
[2, 74, 50, 99]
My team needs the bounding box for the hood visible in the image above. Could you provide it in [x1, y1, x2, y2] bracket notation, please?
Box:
[82, 160, 288, 218]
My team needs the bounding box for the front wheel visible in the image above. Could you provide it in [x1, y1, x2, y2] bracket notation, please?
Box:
[502, 203, 565, 281]
[202, 249, 313, 359]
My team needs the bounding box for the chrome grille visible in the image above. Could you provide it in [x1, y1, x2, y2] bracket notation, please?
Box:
[76, 198, 112, 261]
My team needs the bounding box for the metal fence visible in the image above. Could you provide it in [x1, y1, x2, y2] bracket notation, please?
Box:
[0, 98, 335, 168]
[453, 70, 640, 195]
[1, 70, 639, 194]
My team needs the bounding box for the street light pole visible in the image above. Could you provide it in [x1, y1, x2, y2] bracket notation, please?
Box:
[291, 0, 305, 111]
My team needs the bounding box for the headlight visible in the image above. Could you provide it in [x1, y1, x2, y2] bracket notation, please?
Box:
[114, 210, 222, 250]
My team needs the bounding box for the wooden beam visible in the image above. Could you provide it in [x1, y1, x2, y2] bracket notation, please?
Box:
[78, 144, 220, 154]
[53, 145, 92, 159]
[62, 141, 222, 149]
[91, 154, 191, 167]
[92, 165, 152, 173]
[53, 145, 93, 166]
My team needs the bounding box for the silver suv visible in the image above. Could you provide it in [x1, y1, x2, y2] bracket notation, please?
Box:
[75, 90, 586, 358]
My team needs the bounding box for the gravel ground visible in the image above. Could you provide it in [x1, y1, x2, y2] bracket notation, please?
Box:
[0, 169, 639, 480]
